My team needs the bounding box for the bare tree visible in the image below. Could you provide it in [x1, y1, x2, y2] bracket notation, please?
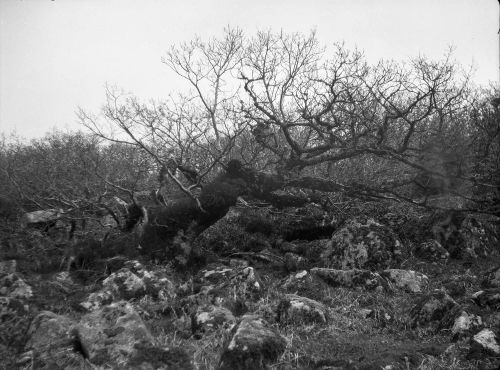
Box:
[80, 29, 500, 216]
[79, 28, 250, 208]
[238, 31, 499, 211]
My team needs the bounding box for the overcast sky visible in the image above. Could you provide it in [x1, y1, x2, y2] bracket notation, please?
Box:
[1, 0, 499, 139]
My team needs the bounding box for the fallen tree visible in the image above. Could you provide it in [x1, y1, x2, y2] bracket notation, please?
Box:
[124, 160, 250, 261]
[73, 30, 499, 269]
[79, 30, 499, 219]
[122, 159, 341, 262]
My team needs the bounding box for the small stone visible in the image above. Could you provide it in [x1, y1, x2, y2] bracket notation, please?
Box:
[367, 308, 394, 328]
[482, 265, 500, 288]
[278, 241, 302, 254]
[302, 239, 330, 263]
[472, 289, 500, 309]
[80, 264, 176, 310]
[451, 311, 483, 341]
[54, 271, 75, 285]
[277, 294, 328, 324]
[311, 267, 386, 290]
[381, 269, 429, 293]
[294, 270, 308, 279]
[442, 280, 466, 298]
[127, 342, 194, 369]
[0, 273, 32, 300]
[281, 270, 330, 301]
[103, 269, 147, 299]
[229, 259, 249, 268]
[192, 305, 236, 336]
[239, 267, 263, 293]
[0, 260, 16, 274]
[284, 253, 309, 272]
[80, 290, 115, 311]
[358, 308, 373, 319]
[219, 315, 286, 370]
[414, 240, 449, 262]
[187, 266, 264, 313]
[410, 290, 460, 330]
[201, 265, 234, 285]
[469, 329, 500, 358]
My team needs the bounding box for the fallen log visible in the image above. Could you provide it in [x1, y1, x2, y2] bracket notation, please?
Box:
[124, 161, 351, 261]
[125, 160, 250, 260]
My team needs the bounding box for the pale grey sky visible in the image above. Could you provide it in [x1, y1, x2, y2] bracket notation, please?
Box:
[1, 0, 498, 138]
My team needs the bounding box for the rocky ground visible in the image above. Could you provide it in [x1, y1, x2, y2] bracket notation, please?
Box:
[1, 200, 500, 369]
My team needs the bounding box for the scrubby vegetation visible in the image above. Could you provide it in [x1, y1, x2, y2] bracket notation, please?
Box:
[1, 29, 499, 369]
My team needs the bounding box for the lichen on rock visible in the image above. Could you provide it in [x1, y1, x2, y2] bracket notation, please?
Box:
[321, 217, 403, 270]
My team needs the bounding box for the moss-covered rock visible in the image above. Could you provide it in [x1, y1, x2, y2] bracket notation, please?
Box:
[459, 216, 499, 259]
[21, 311, 84, 369]
[321, 217, 403, 270]
[76, 301, 154, 366]
[80, 261, 175, 311]
[0, 296, 31, 349]
[0, 273, 33, 350]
